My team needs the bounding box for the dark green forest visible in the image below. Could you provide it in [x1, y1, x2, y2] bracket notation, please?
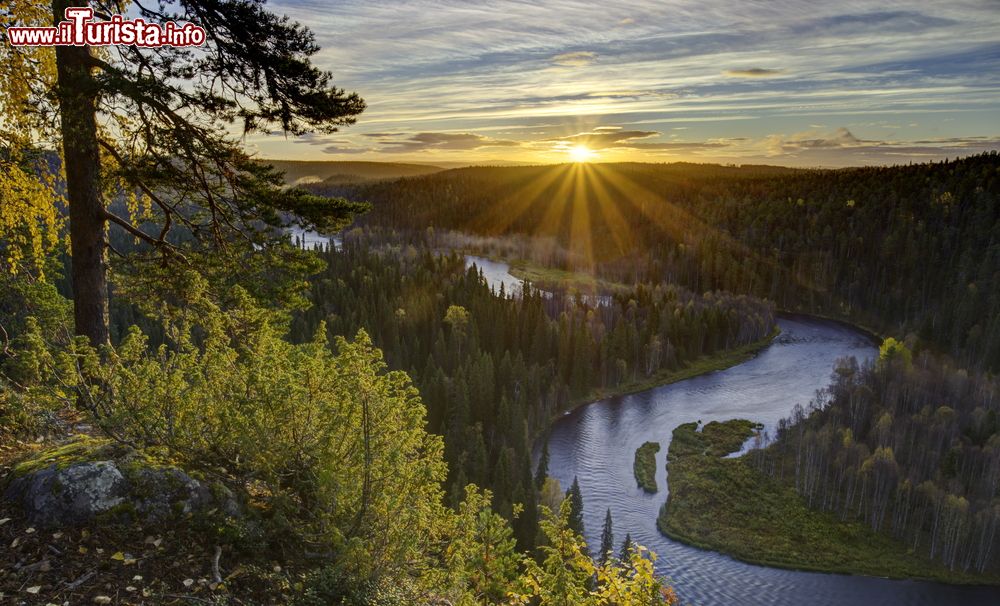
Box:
[286, 234, 775, 546]
[311, 153, 1000, 370]
[295, 155, 1000, 581]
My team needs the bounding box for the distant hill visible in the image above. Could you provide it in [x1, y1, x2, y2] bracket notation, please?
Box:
[260, 160, 445, 185]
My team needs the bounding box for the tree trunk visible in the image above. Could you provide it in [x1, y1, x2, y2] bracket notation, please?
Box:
[53, 0, 109, 346]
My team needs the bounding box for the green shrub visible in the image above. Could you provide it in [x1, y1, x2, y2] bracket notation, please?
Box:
[69, 277, 447, 580]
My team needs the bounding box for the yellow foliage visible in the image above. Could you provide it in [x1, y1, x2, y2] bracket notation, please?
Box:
[1, 0, 63, 277]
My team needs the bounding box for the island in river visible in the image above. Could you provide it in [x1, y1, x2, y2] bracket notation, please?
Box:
[633, 441, 660, 493]
[659, 419, 1000, 585]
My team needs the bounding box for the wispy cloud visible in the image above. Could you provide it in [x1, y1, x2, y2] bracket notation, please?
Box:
[551, 51, 597, 67]
[378, 132, 522, 153]
[724, 68, 784, 78]
[551, 129, 659, 149]
[544, 128, 731, 153]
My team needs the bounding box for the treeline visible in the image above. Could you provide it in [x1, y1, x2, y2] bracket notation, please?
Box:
[289, 232, 775, 545]
[313, 154, 1000, 370]
[749, 343, 1000, 573]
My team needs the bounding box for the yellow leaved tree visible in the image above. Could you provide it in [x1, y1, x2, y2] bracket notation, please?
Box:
[0, 0, 63, 278]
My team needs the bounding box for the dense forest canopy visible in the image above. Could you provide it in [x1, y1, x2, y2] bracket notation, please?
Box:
[312, 154, 1000, 370]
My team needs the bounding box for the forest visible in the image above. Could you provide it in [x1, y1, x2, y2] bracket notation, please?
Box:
[301, 156, 1000, 585]
[287, 232, 775, 546]
[311, 154, 1000, 370]
[748, 340, 1000, 573]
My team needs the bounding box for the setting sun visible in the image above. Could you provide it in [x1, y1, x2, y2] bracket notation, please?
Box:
[569, 145, 594, 162]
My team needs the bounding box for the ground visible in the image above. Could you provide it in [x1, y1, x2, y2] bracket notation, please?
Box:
[0, 436, 306, 605]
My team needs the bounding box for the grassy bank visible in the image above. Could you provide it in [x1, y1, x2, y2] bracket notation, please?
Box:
[633, 442, 660, 493]
[576, 328, 779, 408]
[658, 421, 1000, 585]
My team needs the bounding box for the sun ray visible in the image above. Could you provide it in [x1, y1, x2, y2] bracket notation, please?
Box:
[568, 163, 595, 279]
[469, 165, 571, 236]
[580, 163, 634, 260]
[535, 165, 576, 246]
[590, 164, 825, 298]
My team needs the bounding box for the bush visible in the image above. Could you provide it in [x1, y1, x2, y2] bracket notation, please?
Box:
[69, 277, 447, 580]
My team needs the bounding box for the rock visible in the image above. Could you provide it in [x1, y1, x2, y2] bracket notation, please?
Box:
[5, 461, 127, 527]
[3, 439, 241, 528]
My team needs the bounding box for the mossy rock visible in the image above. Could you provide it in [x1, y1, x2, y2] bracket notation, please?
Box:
[2, 436, 242, 528]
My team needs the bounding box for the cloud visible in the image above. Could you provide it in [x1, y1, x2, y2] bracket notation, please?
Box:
[623, 141, 730, 151]
[293, 134, 373, 153]
[760, 128, 1000, 161]
[551, 129, 659, 149]
[256, 0, 1000, 165]
[724, 67, 785, 78]
[322, 144, 372, 154]
[787, 127, 869, 149]
[380, 132, 522, 153]
[764, 127, 871, 155]
[551, 51, 596, 67]
[587, 89, 679, 100]
[792, 10, 957, 36]
[547, 128, 729, 153]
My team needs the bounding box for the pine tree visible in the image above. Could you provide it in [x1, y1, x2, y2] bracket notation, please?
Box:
[600, 508, 614, 565]
[30, 0, 367, 344]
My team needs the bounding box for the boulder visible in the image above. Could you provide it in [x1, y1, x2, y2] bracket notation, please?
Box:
[2, 438, 241, 528]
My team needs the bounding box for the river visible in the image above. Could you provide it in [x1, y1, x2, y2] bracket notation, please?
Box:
[287, 226, 342, 250]
[464, 255, 612, 306]
[469, 256, 998, 605]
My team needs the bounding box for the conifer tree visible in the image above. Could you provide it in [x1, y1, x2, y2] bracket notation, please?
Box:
[566, 476, 585, 538]
[13, 0, 367, 344]
[619, 533, 633, 562]
[600, 508, 614, 565]
[535, 441, 550, 489]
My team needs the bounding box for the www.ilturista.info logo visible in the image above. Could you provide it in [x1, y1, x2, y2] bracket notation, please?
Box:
[7, 8, 205, 47]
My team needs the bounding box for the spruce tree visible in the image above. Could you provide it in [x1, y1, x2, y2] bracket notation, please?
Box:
[565, 476, 585, 537]
[600, 508, 614, 565]
[619, 533, 633, 562]
[535, 441, 549, 489]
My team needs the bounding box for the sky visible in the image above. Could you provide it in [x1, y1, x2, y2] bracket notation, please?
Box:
[248, 0, 1000, 167]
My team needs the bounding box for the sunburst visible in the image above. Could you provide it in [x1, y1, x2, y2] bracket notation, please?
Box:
[569, 145, 594, 163]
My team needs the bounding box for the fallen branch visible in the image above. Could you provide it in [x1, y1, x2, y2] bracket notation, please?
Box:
[211, 545, 223, 585]
[64, 569, 96, 590]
